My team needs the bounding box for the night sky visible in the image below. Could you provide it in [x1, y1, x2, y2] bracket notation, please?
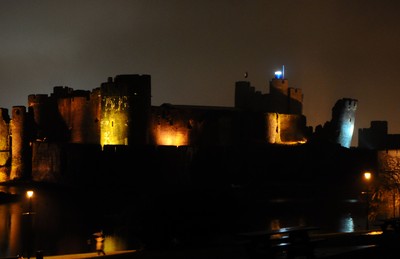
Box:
[1, 0, 400, 147]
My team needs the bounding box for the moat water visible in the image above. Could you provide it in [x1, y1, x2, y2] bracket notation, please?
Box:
[0, 184, 369, 257]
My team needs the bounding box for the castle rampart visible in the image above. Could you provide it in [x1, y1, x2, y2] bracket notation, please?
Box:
[265, 113, 307, 144]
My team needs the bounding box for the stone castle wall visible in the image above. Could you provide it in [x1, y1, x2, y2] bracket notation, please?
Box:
[10, 106, 28, 180]
[0, 108, 10, 181]
[265, 113, 307, 144]
[0, 73, 359, 183]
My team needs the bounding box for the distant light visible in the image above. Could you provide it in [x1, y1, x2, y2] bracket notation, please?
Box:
[26, 190, 34, 198]
[364, 172, 372, 181]
[274, 71, 283, 79]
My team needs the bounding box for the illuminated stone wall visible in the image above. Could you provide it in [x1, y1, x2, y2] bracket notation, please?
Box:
[100, 95, 130, 146]
[10, 106, 28, 180]
[150, 104, 238, 147]
[100, 75, 151, 147]
[151, 105, 191, 146]
[377, 149, 400, 172]
[0, 109, 10, 181]
[376, 149, 400, 219]
[331, 98, 358, 148]
[0, 72, 347, 184]
[57, 94, 100, 144]
[265, 113, 307, 144]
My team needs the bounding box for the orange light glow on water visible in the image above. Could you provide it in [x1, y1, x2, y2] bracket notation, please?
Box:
[366, 231, 382, 235]
[279, 139, 307, 145]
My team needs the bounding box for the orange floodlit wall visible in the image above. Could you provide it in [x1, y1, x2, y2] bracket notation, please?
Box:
[153, 126, 189, 146]
[0, 109, 10, 181]
[150, 105, 238, 147]
[265, 113, 307, 145]
[151, 106, 191, 146]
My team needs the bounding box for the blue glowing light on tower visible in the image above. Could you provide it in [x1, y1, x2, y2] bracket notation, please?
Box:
[274, 71, 283, 79]
[274, 65, 285, 79]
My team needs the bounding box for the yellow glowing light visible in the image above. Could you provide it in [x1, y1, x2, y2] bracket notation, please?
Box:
[101, 112, 129, 146]
[364, 172, 372, 181]
[278, 139, 307, 145]
[26, 190, 34, 198]
[367, 231, 383, 235]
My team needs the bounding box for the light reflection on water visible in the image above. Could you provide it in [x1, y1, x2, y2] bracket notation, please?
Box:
[0, 185, 116, 257]
[340, 214, 355, 232]
[0, 185, 367, 257]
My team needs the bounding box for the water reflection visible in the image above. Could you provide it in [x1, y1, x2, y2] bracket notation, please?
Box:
[340, 213, 355, 232]
[0, 186, 22, 257]
[0, 185, 367, 257]
[0, 185, 112, 257]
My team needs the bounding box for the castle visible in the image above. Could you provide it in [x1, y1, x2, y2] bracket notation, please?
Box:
[0, 71, 360, 185]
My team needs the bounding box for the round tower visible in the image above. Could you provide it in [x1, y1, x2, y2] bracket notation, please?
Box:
[269, 72, 290, 114]
[0, 108, 10, 182]
[28, 94, 50, 140]
[10, 106, 29, 180]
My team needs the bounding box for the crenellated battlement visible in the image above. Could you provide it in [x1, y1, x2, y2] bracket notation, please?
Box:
[235, 73, 303, 115]
[342, 98, 358, 110]
[28, 94, 50, 105]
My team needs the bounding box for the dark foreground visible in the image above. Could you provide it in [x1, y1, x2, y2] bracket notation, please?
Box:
[17, 231, 400, 259]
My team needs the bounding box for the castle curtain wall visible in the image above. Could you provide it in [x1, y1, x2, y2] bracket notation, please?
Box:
[265, 113, 307, 144]
[150, 105, 238, 147]
[69, 95, 100, 144]
[150, 105, 191, 146]
[31, 142, 62, 182]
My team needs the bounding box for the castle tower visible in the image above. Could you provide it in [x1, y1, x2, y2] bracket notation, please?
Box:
[56, 89, 101, 144]
[331, 98, 358, 148]
[28, 94, 50, 140]
[269, 71, 303, 114]
[0, 109, 10, 181]
[10, 106, 29, 180]
[100, 74, 151, 147]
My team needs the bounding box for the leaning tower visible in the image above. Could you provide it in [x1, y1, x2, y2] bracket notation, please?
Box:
[331, 98, 358, 148]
